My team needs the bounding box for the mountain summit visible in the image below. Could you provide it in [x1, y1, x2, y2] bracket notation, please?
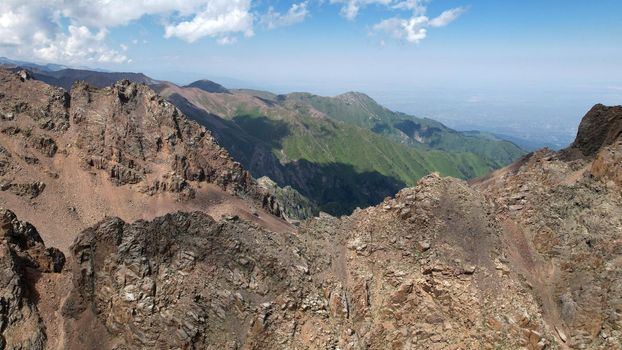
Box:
[185, 79, 230, 93]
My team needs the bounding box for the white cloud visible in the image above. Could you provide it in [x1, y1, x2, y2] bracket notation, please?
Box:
[60, 0, 222, 28]
[34, 25, 128, 63]
[372, 6, 466, 44]
[164, 0, 253, 43]
[429, 7, 467, 27]
[373, 16, 427, 43]
[0, 0, 467, 65]
[261, 1, 309, 29]
[0, 0, 255, 64]
[0, 1, 58, 48]
[0, 1, 128, 64]
[330, 0, 392, 21]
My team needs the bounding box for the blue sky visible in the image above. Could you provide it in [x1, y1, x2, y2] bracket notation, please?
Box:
[1, 0, 621, 146]
[107, 1, 622, 91]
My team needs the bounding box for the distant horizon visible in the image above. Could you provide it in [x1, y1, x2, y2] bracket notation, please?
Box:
[1, 1, 620, 148]
[1, 53, 610, 150]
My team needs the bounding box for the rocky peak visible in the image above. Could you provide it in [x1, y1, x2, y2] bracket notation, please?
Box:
[566, 104, 622, 158]
[62, 211, 308, 348]
[68, 78, 281, 215]
[4, 70, 274, 216]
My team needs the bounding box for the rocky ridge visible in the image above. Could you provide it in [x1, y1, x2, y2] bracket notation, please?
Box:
[0, 69, 290, 251]
[0, 68, 279, 210]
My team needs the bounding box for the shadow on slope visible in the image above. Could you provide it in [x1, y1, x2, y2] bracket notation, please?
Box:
[232, 114, 289, 149]
[169, 93, 406, 216]
[276, 159, 406, 216]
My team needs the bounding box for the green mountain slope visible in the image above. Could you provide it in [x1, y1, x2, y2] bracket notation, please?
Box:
[280, 91, 525, 168]
[155, 82, 525, 215]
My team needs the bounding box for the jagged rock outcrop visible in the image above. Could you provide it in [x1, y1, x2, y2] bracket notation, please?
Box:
[62, 211, 313, 349]
[257, 176, 318, 221]
[0, 68, 281, 217]
[0, 180, 46, 199]
[0, 208, 64, 349]
[0, 69, 69, 132]
[473, 105, 622, 349]
[565, 104, 622, 158]
[475, 147, 622, 349]
[69, 79, 280, 215]
[592, 138, 622, 187]
[311, 174, 551, 349]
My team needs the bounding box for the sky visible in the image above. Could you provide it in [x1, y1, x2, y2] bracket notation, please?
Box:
[1, 0, 621, 147]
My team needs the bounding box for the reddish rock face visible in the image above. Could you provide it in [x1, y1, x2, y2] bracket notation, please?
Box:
[67, 79, 280, 213]
[0, 68, 280, 210]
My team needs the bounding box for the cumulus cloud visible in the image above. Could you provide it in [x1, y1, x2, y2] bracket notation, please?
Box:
[329, 0, 466, 43]
[372, 5, 466, 43]
[0, 1, 127, 64]
[373, 16, 427, 43]
[0, 1, 58, 48]
[164, 0, 254, 43]
[0, 0, 255, 64]
[47, 26, 128, 63]
[261, 1, 309, 29]
[0, 0, 467, 65]
[60, 0, 213, 28]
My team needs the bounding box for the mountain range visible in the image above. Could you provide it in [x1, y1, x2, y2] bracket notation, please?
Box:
[0, 67, 620, 349]
[0, 62, 527, 216]
[157, 81, 526, 215]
